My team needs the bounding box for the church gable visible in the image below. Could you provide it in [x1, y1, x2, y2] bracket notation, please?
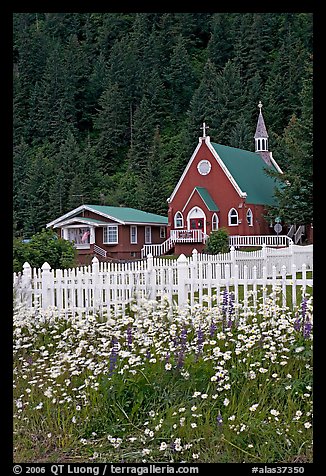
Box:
[182, 187, 219, 213]
[168, 136, 245, 211]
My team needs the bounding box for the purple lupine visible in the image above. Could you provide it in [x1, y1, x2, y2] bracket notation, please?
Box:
[303, 319, 312, 338]
[294, 316, 302, 332]
[196, 326, 204, 359]
[301, 297, 308, 320]
[181, 326, 188, 345]
[226, 292, 235, 328]
[165, 352, 170, 364]
[294, 298, 309, 334]
[222, 289, 229, 316]
[177, 327, 188, 369]
[177, 351, 184, 369]
[108, 336, 119, 377]
[229, 292, 235, 314]
[146, 349, 151, 360]
[209, 320, 217, 337]
[126, 324, 133, 348]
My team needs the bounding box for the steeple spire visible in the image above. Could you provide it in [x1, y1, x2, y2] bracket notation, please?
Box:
[254, 101, 269, 152]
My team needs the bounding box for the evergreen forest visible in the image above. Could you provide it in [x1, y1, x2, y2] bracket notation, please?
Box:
[13, 12, 313, 238]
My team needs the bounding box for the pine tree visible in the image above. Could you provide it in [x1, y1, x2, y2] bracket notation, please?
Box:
[128, 96, 156, 174]
[187, 59, 220, 144]
[229, 114, 253, 150]
[24, 143, 56, 236]
[140, 127, 167, 215]
[50, 132, 82, 214]
[94, 81, 129, 173]
[13, 139, 30, 235]
[207, 13, 233, 70]
[266, 58, 313, 225]
[165, 34, 195, 118]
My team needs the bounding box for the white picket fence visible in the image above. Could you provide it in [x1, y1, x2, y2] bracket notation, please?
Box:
[13, 244, 313, 317]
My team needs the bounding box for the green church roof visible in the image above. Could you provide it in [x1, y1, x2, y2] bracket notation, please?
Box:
[195, 187, 219, 211]
[85, 205, 168, 224]
[211, 142, 281, 206]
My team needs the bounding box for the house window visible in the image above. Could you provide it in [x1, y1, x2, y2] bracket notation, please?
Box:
[103, 225, 118, 244]
[130, 225, 137, 244]
[145, 226, 152, 244]
[67, 227, 90, 244]
[212, 213, 219, 231]
[174, 211, 184, 228]
[228, 208, 239, 226]
[246, 208, 253, 226]
[160, 226, 166, 239]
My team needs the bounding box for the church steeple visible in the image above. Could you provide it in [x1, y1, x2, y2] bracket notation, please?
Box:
[254, 101, 269, 152]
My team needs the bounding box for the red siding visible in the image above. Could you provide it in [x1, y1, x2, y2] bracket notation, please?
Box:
[95, 224, 165, 260]
[57, 216, 167, 262]
[168, 140, 272, 241]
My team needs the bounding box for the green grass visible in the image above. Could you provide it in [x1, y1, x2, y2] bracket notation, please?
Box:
[13, 293, 313, 463]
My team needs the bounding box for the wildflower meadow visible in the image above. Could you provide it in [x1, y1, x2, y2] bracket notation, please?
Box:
[13, 289, 313, 464]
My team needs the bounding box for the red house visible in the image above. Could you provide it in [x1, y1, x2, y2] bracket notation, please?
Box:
[46, 204, 168, 263]
[166, 103, 284, 256]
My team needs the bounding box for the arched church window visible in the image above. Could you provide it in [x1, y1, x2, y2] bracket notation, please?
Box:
[246, 208, 253, 226]
[174, 211, 184, 228]
[228, 208, 239, 226]
[212, 213, 219, 231]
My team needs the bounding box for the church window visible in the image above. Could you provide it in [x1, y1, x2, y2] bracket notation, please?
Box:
[197, 160, 211, 175]
[228, 208, 239, 226]
[174, 211, 184, 228]
[246, 208, 253, 226]
[212, 213, 219, 231]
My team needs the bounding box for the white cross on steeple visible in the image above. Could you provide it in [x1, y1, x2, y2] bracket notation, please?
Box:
[258, 100, 263, 110]
[200, 122, 209, 138]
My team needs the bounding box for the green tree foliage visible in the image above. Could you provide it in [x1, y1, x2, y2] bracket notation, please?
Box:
[13, 13, 313, 237]
[204, 228, 230, 254]
[266, 58, 313, 225]
[13, 229, 77, 273]
[140, 126, 168, 216]
[165, 34, 195, 118]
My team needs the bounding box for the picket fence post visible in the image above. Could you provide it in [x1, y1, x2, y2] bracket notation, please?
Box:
[22, 262, 32, 307]
[289, 242, 294, 271]
[92, 256, 101, 312]
[230, 246, 236, 276]
[41, 262, 53, 309]
[261, 243, 268, 276]
[192, 248, 198, 280]
[147, 253, 156, 300]
[177, 253, 188, 307]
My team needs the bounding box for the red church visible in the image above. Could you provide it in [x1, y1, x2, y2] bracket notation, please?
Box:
[165, 102, 284, 256]
[47, 103, 310, 262]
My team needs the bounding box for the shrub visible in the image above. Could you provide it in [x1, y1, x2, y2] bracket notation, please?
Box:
[13, 228, 77, 272]
[204, 227, 229, 254]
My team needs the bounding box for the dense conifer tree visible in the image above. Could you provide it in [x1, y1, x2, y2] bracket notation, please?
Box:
[12, 12, 313, 235]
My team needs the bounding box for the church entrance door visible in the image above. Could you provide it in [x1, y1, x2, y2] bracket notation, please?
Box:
[190, 218, 204, 230]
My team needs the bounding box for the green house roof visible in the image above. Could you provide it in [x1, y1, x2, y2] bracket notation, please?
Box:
[195, 187, 219, 211]
[85, 205, 168, 225]
[211, 142, 281, 206]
